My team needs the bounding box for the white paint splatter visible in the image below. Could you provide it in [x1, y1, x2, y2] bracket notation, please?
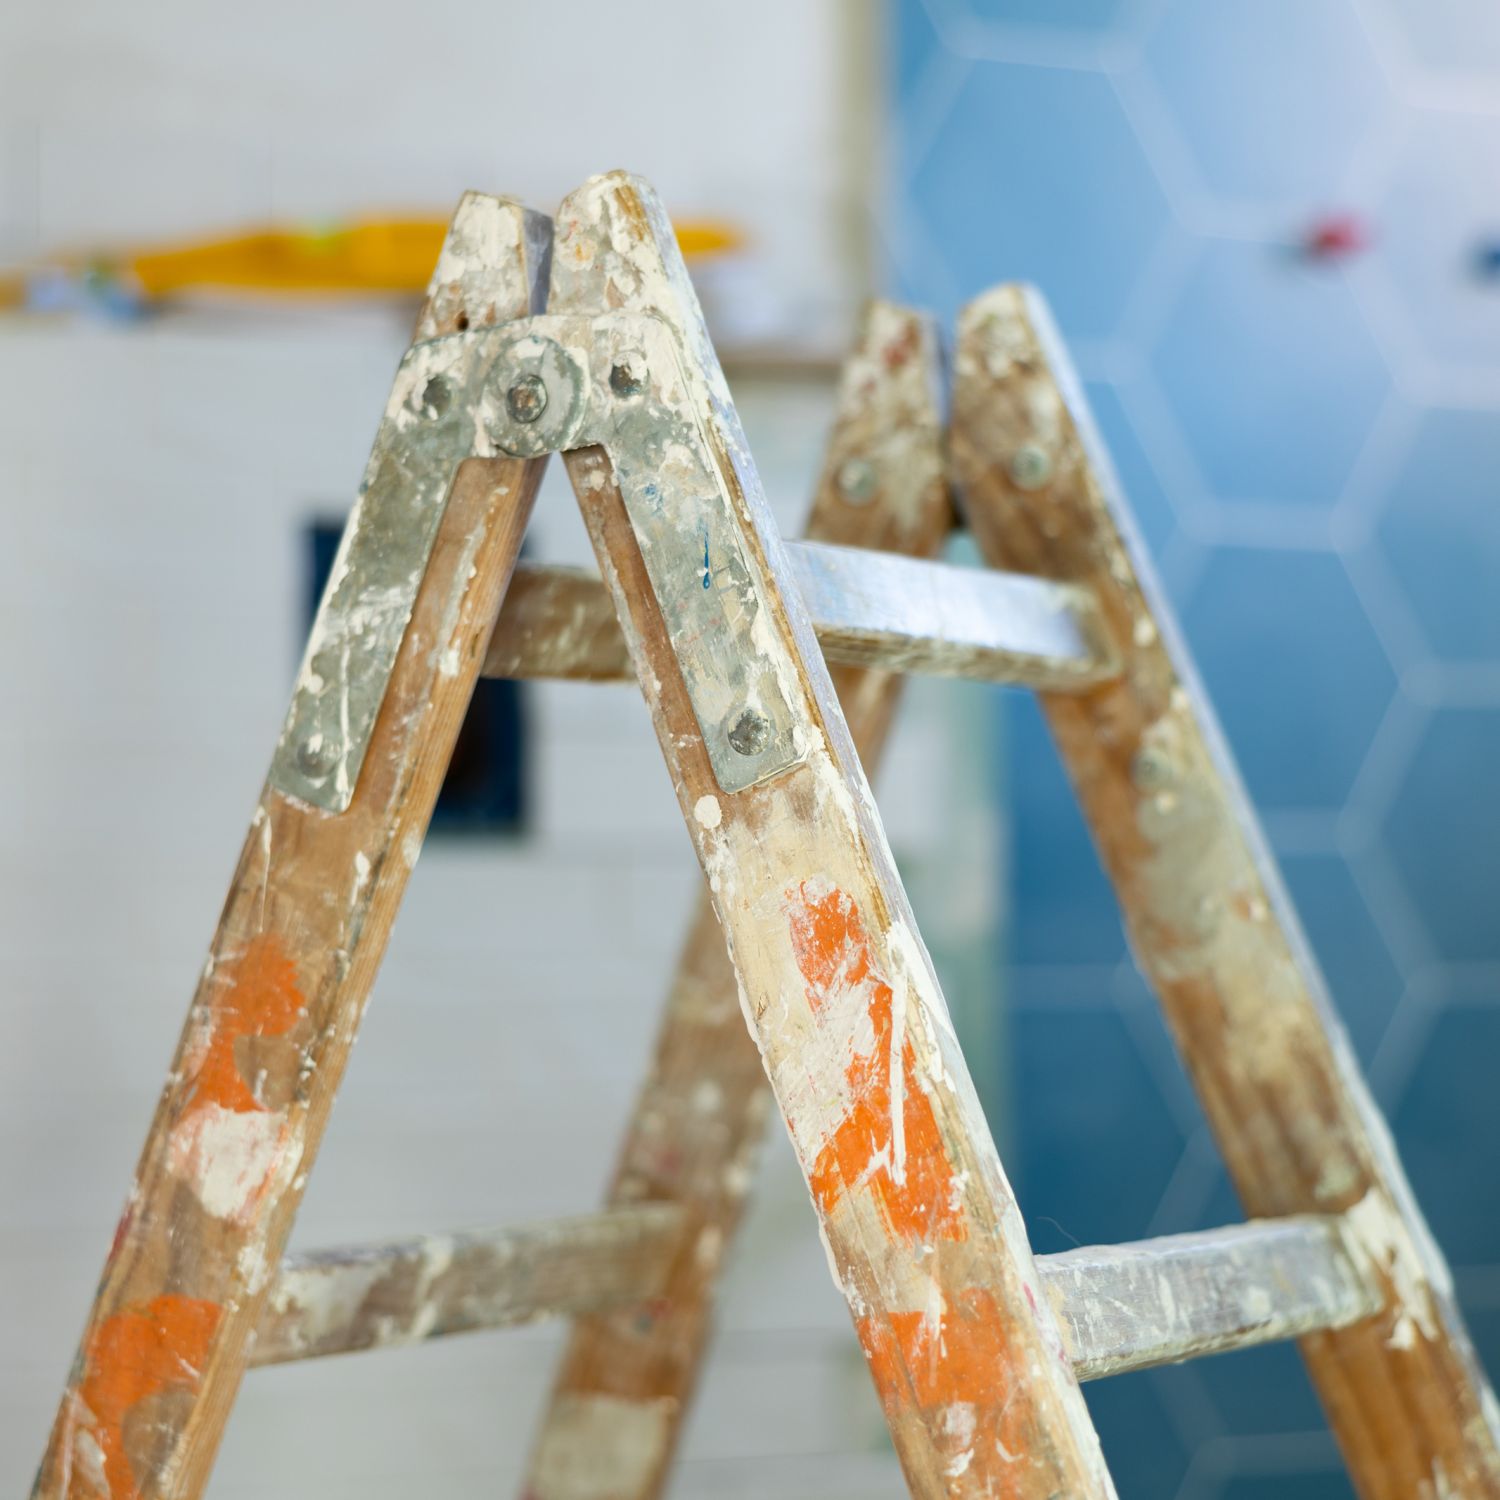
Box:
[1343, 1186, 1438, 1347]
[693, 793, 722, 829]
[169, 1105, 288, 1224]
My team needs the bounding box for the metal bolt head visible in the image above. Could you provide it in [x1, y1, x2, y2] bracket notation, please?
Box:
[727, 707, 772, 758]
[1131, 748, 1172, 790]
[610, 354, 647, 398]
[505, 374, 549, 425]
[836, 458, 877, 505]
[1009, 444, 1052, 491]
[296, 735, 339, 777]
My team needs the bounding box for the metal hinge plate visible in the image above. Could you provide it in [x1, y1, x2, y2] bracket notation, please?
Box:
[488, 312, 803, 796]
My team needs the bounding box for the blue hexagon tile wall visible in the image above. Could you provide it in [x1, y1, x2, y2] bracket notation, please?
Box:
[887, 1, 1500, 1494]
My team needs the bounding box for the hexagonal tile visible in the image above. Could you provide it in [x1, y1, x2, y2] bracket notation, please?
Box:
[1140, 0, 1386, 208]
[1279, 851, 1404, 1065]
[1182, 549, 1396, 811]
[1375, 407, 1500, 664]
[1394, 1005, 1500, 1267]
[1006, 692, 1127, 965]
[1365, 109, 1500, 380]
[1150, 239, 1390, 506]
[1384, 708, 1500, 964]
[893, 0, 950, 113]
[1012, 1003, 1186, 1253]
[949, 0, 1133, 33]
[1195, 1340, 1330, 1441]
[1085, 1368, 1193, 1499]
[1457, 1299, 1500, 1413]
[905, 61, 1169, 338]
[1369, 0, 1500, 78]
[1084, 379, 1178, 557]
[1212, 1461, 1356, 1500]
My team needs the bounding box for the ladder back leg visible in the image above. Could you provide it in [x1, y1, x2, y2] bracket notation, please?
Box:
[31, 197, 552, 1500]
[949, 285, 1500, 1500]
[524, 299, 957, 1500]
[537, 172, 1115, 1500]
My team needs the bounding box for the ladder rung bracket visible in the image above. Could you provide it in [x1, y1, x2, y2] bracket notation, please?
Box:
[250, 1205, 685, 1366]
[1041, 1216, 1379, 1382]
[482, 543, 1116, 690]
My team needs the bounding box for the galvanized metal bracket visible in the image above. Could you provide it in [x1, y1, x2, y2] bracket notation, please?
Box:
[488, 312, 804, 795]
[270, 326, 536, 812]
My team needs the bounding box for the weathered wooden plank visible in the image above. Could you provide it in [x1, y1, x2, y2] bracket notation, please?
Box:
[524, 296, 960, 1500]
[530, 173, 1114, 1500]
[1043, 1216, 1380, 1382]
[482, 562, 631, 681]
[250, 1206, 685, 1366]
[950, 284, 1500, 1500]
[482, 546, 1114, 689]
[246, 1211, 1379, 1383]
[31, 198, 553, 1500]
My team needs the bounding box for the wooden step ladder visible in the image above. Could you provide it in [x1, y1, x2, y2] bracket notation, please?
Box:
[32, 172, 1500, 1500]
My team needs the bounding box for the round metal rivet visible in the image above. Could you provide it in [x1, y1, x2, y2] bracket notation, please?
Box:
[837, 458, 877, 504]
[296, 736, 338, 777]
[506, 374, 549, 425]
[1131, 748, 1172, 790]
[727, 708, 772, 758]
[1009, 444, 1052, 491]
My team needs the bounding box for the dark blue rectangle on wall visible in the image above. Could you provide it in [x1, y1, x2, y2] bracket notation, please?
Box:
[304, 517, 528, 836]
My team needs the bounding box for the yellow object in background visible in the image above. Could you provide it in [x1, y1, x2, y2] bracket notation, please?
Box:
[0, 214, 746, 313]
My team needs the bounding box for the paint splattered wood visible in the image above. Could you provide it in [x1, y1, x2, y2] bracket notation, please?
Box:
[482, 546, 1115, 689]
[31, 196, 552, 1500]
[250, 1205, 685, 1366]
[949, 284, 1500, 1500]
[534, 173, 1114, 1500]
[252, 1207, 1375, 1385]
[525, 295, 959, 1500]
[1044, 1216, 1379, 1381]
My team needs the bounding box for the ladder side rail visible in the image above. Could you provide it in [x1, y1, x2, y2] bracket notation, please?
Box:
[950, 284, 1500, 1500]
[31, 197, 553, 1500]
[527, 172, 1115, 1500]
[523, 298, 957, 1500]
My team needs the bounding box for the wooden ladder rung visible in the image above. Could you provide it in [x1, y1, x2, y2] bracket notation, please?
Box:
[249, 1204, 684, 1366]
[251, 1209, 1376, 1378]
[482, 542, 1117, 690]
[1045, 1215, 1379, 1381]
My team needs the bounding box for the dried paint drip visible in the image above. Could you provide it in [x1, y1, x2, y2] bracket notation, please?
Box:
[785, 879, 966, 1243]
[62, 1294, 221, 1500]
[168, 932, 307, 1224]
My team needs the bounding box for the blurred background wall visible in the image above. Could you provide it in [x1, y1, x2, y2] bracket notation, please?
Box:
[888, 2, 1500, 1495]
[3, 1, 1499, 1497]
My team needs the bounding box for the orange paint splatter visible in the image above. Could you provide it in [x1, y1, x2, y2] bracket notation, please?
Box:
[68, 1294, 221, 1500]
[168, 932, 308, 1224]
[183, 932, 307, 1115]
[857, 1288, 1012, 1408]
[786, 881, 965, 1242]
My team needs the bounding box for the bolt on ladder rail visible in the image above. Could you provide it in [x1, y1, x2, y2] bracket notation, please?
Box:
[30, 171, 1500, 1500]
